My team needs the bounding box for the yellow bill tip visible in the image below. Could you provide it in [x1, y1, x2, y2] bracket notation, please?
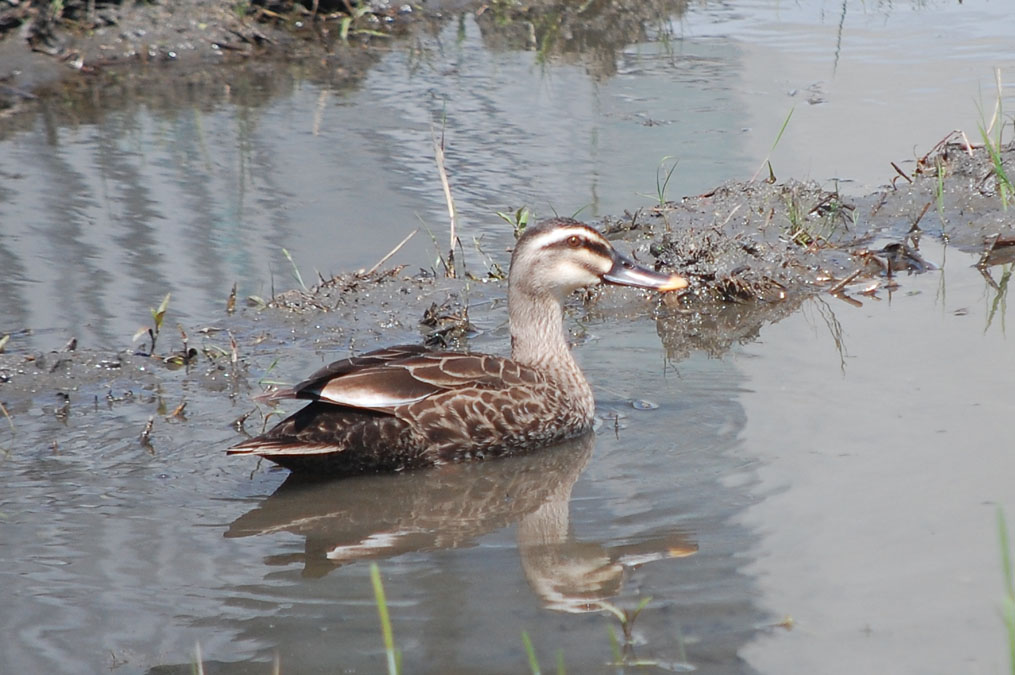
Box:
[658, 275, 689, 292]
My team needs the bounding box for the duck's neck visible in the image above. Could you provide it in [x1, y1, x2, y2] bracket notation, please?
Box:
[508, 290, 587, 386]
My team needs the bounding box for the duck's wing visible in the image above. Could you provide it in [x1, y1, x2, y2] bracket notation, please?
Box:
[296, 344, 428, 386]
[261, 344, 429, 404]
[266, 347, 539, 414]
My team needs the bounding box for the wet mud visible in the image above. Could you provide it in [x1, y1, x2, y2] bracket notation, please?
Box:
[2, 135, 1012, 432]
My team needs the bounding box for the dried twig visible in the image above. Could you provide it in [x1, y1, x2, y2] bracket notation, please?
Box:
[432, 124, 458, 277]
[909, 202, 932, 233]
[364, 229, 417, 277]
[890, 162, 913, 184]
[0, 401, 13, 433]
[140, 416, 155, 453]
[827, 268, 863, 295]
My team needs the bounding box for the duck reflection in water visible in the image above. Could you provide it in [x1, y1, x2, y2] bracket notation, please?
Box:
[227, 431, 696, 613]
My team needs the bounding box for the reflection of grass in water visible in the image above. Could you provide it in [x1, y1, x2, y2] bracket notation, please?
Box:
[522, 596, 682, 672]
[601, 596, 691, 669]
[998, 508, 1015, 675]
[983, 263, 1010, 334]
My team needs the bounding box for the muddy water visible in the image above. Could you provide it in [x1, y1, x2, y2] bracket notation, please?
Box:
[1, 1, 1015, 673]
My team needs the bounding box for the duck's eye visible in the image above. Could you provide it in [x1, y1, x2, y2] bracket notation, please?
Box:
[566, 235, 582, 247]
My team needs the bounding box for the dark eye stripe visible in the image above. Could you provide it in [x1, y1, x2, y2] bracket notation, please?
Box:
[546, 234, 611, 260]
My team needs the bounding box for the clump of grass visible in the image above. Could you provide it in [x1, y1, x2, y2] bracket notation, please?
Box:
[976, 69, 1014, 210]
[998, 507, 1015, 675]
[781, 189, 848, 248]
[653, 156, 679, 207]
[370, 563, 401, 675]
[419, 218, 465, 278]
[635, 156, 680, 207]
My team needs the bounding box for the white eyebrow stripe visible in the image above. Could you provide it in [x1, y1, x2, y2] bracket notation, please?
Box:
[525, 226, 607, 250]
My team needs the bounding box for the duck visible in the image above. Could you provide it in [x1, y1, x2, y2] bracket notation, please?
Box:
[228, 217, 688, 475]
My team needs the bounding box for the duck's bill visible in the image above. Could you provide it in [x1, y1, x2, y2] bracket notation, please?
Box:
[603, 252, 689, 292]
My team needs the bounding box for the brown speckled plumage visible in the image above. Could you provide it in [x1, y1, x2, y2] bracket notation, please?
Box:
[228, 218, 687, 476]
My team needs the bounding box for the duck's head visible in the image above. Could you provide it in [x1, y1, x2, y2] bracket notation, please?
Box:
[508, 218, 688, 302]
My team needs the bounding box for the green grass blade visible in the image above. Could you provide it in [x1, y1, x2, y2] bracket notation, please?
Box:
[606, 625, 622, 663]
[751, 107, 794, 182]
[769, 106, 795, 152]
[282, 248, 308, 291]
[998, 507, 1015, 675]
[370, 563, 399, 675]
[655, 156, 679, 206]
[521, 630, 541, 675]
[152, 292, 171, 331]
[1000, 507, 1014, 598]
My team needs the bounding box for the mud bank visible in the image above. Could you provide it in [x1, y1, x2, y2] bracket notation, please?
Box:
[0, 0, 440, 117]
[1, 135, 1012, 419]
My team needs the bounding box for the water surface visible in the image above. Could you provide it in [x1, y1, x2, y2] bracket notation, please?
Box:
[1, 1, 1015, 672]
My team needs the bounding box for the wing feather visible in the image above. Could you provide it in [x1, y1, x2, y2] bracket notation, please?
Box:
[260, 346, 544, 415]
